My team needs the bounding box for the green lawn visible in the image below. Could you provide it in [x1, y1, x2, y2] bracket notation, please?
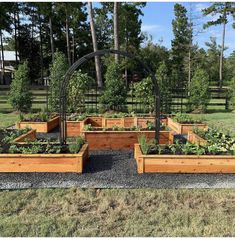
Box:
[0, 188, 235, 236]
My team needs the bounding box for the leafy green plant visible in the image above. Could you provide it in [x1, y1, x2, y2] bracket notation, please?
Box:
[49, 51, 68, 112]
[187, 68, 210, 113]
[83, 124, 93, 131]
[133, 77, 154, 113]
[99, 62, 127, 112]
[68, 70, 95, 113]
[173, 113, 203, 124]
[68, 137, 85, 154]
[8, 62, 32, 112]
[67, 114, 87, 121]
[138, 135, 152, 155]
[2, 127, 31, 144]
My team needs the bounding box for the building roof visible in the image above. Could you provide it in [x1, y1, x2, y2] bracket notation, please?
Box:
[0, 51, 17, 61]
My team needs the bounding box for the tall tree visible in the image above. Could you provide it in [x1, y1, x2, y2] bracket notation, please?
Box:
[203, 2, 235, 90]
[113, 2, 120, 63]
[88, 2, 103, 88]
[171, 4, 191, 89]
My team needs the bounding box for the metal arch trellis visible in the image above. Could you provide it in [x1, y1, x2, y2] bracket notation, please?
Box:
[59, 49, 161, 145]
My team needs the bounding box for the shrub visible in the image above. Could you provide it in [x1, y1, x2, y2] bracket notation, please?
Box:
[187, 68, 210, 113]
[49, 51, 68, 112]
[8, 62, 32, 112]
[99, 63, 127, 112]
[156, 62, 172, 113]
[134, 77, 154, 113]
[228, 76, 235, 110]
[68, 70, 95, 113]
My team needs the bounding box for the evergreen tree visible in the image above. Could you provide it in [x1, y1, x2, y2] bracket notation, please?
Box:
[187, 68, 210, 113]
[171, 4, 191, 88]
[49, 51, 68, 112]
[8, 62, 32, 112]
[99, 63, 127, 112]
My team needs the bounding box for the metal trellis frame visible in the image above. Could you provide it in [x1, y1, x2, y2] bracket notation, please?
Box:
[59, 49, 161, 145]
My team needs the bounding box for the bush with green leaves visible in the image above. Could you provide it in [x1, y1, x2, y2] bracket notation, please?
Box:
[8, 62, 32, 112]
[68, 70, 95, 113]
[228, 76, 235, 110]
[68, 137, 85, 154]
[156, 62, 172, 113]
[49, 51, 68, 112]
[187, 68, 210, 113]
[99, 63, 127, 112]
[134, 77, 155, 113]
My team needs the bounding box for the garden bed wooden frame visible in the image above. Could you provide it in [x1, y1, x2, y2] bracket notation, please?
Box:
[134, 144, 235, 174]
[187, 131, 207, 145]
[16, 116, 60, 133]
[167, 117, 208, 134]
[84, 130, 174, 150]
[66, 116, 167, 137]
[0, 144, 89, 173]
[13, 129, 37, 144]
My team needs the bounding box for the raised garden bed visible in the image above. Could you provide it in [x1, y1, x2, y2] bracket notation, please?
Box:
[84, 130, 174, 150]
[187, 131, 207, 145]
[168, 117, 207, 134]
[66, 115, 167, 137]
[13, 129, 36, 144]
[134, 143, 235, 173]
[17, 116, 60, 133]
[0, 143, 89, 173]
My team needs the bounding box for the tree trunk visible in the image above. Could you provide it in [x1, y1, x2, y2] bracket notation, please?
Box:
[113, 2, 120, 63]
[72, 30, 75, 64]
[39, 13, 44, 84]
[49, 14, 54, 63]
[14, 11, 18, 64]
[219, 15, 226, 91]
[0, 29, 5, 85]
[65, 5, 71, 66]
[88, 2, 103, 88]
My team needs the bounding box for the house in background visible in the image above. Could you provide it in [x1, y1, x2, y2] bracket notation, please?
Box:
[0, 51, 18, 85]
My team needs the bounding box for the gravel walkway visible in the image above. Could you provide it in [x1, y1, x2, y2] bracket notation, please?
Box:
[1, 150, 235, 189]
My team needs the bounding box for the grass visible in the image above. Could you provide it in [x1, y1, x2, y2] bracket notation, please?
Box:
[0, 188, 235, 236]
[190, 112, 235, 135]
[0, 113, 20, 128]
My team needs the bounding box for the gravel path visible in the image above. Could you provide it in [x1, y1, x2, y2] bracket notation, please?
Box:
[1, 150, 235, 189]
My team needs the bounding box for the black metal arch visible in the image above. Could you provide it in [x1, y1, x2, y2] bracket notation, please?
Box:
[59, 49, 161, 144]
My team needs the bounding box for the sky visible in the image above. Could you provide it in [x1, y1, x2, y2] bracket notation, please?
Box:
[138, 2, 235, 56]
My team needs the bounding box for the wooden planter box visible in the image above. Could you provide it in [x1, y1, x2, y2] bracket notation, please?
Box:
[188, 131, 207, 145]
[13, 129, 37, 144]
[167, 117, 208, 134]
[16, 116, 60, 133]
[84, 130, 174, 150]
[134, 144, 235, 173]
[66, 120, 85, 137]
[0, 144, 89, 173]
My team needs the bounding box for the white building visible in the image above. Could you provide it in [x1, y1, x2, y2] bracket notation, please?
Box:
[0, 51, 18, 85]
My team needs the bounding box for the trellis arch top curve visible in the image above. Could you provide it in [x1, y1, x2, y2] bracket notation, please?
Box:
[59, 49, 161, 144]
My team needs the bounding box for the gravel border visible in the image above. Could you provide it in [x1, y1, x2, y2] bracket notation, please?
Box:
[1, 150, 235, 189]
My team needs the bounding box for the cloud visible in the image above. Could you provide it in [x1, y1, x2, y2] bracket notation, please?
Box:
[141, 24, 162, 32]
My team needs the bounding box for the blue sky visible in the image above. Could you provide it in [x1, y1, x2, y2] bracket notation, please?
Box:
[139, 2, 235, 56]
[94, 2, 234, 56]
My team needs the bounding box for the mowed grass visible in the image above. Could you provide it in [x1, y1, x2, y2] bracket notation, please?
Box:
[190, 112, 235, 135]
[0, 188, 235, 237]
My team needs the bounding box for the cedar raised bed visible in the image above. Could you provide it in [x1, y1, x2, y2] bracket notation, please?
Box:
[13, 129, 37, 144]
[16, 116, 60, 133]
[84, 130, 174, 150]
[134, 144, 235, 173]
[66, 116, 167, 137]
[167, 117, 207, 134]
[187, 131, 207, 145]
[0, 144, 89, 173]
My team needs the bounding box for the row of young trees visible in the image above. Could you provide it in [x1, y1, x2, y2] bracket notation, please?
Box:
[2, 2, 235, 113]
